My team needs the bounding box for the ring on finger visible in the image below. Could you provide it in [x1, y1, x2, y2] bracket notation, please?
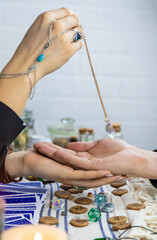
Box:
[73, 29, 82, 42]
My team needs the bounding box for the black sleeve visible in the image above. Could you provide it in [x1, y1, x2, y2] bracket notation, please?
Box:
[0, 101, 25, 182]
[149, 149, 157, 188]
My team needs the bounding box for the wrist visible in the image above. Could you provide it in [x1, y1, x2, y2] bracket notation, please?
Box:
[132, 147, 157, 179]
[5, 151, 26, 178]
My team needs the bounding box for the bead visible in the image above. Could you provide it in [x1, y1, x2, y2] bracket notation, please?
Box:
[74, 32, 82, 42]
[88, 208, 101, 222]
[61, 211, 66, 216]
[50, 198, 64, 210]
[44, 42, 50, 50]
[29, 64, 36, 72]
[101, 203, 115, 213]
[94, 194, 108, 207]
[37, 54, 44, 62]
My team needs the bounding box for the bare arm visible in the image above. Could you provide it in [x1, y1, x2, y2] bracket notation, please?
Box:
[0, 8, 83, 116]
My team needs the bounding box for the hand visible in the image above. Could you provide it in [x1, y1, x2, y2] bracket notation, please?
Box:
[34, 139, 150, 178]
[5, 148, 122, 188]
[3, 8, 83, 80]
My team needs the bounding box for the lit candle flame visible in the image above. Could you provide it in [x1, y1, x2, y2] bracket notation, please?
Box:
[34, 232, 43, 240]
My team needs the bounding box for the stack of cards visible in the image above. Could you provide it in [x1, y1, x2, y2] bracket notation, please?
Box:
[0, 181, 47, 230]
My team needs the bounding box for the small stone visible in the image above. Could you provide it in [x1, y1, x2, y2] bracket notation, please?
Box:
[74, 32, 82, 42]
[101, 203, 115, 213]
[94, 194, 108, 207]
[61, 211, 66, 216]
[88, 208, 101, 222]
[37, 54, 44, 62]
[50, 198, 64, 210]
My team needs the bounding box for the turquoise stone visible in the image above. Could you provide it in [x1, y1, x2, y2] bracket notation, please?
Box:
[94, 194, 108, 207]
[88, 208, 101, 222]
[101, 203, 115, 213]
[37, 54, 44, 62]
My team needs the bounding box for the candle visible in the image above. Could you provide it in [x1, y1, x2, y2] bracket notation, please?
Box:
[2, 225, 67, 240]
[0, 199, 5, 240]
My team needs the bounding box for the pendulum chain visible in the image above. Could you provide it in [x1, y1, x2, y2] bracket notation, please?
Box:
[83, 32, 115, 138]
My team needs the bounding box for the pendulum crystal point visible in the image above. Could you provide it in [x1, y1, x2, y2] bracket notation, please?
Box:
[50, 198, 64, 210]
[101, 203, 115, 213]
[105, 117, 115, 139]
[94, 194, 108, 207]
[88, 207, 101, 222]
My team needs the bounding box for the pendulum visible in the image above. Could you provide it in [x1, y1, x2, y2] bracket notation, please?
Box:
[50, 198, 64, 211]
[83, 35, 115, 138]
[88, 208, 101, 222]
[94, 194, 108, 208]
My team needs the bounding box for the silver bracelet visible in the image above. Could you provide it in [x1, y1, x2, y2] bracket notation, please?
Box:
[0, 21, 72, 99]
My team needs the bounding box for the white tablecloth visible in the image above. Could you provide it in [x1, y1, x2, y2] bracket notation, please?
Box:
[40, 178, 157, 240]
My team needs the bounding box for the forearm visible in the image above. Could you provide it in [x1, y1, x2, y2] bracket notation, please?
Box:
[133, 147, 157, 179]
[0, 57, 38, 116]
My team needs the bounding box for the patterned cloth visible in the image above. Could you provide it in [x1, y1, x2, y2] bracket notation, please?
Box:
[40, 179, 157, 240]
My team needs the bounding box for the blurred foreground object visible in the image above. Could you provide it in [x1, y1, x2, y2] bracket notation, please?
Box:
[2, 225, 67, 240]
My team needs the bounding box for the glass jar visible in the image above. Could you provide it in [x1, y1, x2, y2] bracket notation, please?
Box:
[87, 129, 95, 142]
[48, 118, 78, 148]
[13, 109, 36, 151]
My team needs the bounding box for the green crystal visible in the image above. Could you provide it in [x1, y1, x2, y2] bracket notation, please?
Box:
[88, 207, 101, 222]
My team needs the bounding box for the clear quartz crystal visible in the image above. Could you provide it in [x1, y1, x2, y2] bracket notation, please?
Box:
[105, 117, 115, 139]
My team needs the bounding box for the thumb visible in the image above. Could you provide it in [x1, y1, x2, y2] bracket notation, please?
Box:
[66, 140, 98, 152]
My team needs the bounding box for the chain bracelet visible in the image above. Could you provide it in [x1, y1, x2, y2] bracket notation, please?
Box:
[0, 21, 72, 99]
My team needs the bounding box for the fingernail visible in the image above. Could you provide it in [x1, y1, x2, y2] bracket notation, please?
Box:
[106, 174, 113, 177]
[116, 177, 125, 181]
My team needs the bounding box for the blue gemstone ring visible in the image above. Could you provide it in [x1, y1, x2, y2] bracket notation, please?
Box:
[73, 31, 82, 42]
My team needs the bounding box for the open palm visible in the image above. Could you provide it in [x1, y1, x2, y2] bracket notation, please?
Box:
[34, 138, 143, 177]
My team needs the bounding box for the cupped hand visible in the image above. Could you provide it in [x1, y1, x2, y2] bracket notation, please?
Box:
[34, 139, 147, 177]
[5, 148, 122, 188]
[6, 8, 83, 80]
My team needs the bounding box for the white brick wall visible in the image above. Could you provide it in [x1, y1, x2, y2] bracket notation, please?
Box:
[0, 0, 157, 150]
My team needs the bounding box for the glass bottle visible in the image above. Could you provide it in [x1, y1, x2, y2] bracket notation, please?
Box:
[86, 129, 95, 142]
[79, 128, 88, 142]
[48, 118, 78, 148]
[13, 109, 36, 151]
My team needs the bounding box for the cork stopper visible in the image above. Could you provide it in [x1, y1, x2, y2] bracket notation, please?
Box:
[79, 128, 88, 134]
[112, 123, 121, 133]
[87, 129, 94, 134]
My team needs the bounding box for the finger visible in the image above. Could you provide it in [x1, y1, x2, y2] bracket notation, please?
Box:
[67, 141, 98, 152]
[53, 149, 93, 169]
[34, 142, 76, 157]
[54, 14, 80, 33]
[63, 169, 111, 180]
[46, 7, 76, 20]
[63, 175, 122, 188]
[64, 27, 83, 43]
